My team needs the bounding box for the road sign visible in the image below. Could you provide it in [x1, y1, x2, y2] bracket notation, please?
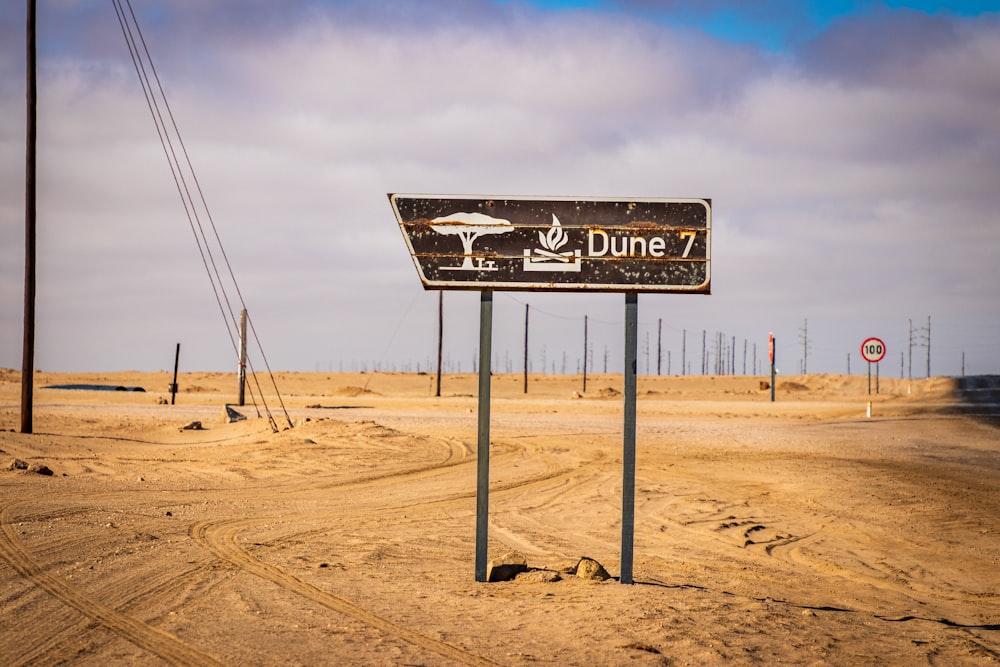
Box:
[390, 194, 711, 293]
[861, 337, 886, 363]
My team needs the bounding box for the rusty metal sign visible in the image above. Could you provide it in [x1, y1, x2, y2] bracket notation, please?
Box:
[389, 194, 711, 293]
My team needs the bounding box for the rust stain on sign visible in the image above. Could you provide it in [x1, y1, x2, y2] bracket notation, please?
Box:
[390, 194, 711, 293]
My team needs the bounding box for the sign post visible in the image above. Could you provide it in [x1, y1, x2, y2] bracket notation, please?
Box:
[621, 292, 638, 584]
[861, 337, 886, 417]
[391, 194, 711, 583]
[768, 332, 776, 403]
[474, 291, 493, 582]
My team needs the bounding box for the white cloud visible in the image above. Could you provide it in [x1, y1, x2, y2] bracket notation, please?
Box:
[1, 1, 998, 375]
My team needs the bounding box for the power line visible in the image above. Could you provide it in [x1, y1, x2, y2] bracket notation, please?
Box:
[113, 0, 291, 429]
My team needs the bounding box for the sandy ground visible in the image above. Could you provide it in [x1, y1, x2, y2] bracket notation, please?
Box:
[1, 369, 998, 666]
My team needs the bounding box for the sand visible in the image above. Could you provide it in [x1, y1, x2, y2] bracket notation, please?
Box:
[1, 369, 998, 665]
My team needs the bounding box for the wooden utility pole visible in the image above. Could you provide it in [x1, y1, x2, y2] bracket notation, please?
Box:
[170, 343, 180, 405]
[238, 309, 247, 406]
[582, 315, 588, 393]
[21, 0, 37, 434]
[656, 318, 662, 375]
[522, 303, 529, 394]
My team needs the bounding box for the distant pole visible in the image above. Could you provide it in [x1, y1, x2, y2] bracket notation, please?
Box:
[656, 318, 662, 375]
[908, 318, 913, 380]
[238, 309, 247, 406]
[769, 332, 776, 402]
[701, 330, 706, 374]
[170, 343, 180, 405]
[800, 318, 808, 374]
[681, 329, 686, 376]
[582, 314, 588, 393]
[436, 291, 443, 397]
[20, 0, 37, 435]
[926, 315, 931, 378]
[522, 303, 529, 394]
[735, 339, 740, 374]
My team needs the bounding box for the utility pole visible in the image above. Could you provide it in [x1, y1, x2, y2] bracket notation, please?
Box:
[681, 329, 686, 376]
[21, 0, 38, 434]
[731, 335, 736, 375]
[238, 309, 247, 405]
[582, 314, 588, 392]
[799, 318, 808, 375]
[643, 331, 650, 375]
[656, 318, 662, 375]
[907, 318, 913, 380]
[926, 315, 931, 378]
[701, 330, 706, 374]
[522, 303, 529, 394]
[170, 343, 180, 405]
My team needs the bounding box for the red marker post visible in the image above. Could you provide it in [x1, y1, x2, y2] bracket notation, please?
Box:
[860, 337, 886, 417]
[768, 332, 775, 402]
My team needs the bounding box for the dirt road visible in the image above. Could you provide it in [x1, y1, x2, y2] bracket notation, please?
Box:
[2, 371, 998, 665]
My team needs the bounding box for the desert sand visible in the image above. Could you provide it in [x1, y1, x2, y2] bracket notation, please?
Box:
[1, 369, 998, 665]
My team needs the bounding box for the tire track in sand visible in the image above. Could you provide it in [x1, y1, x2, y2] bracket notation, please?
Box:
[0, 503, 223, 667]
[187, 441, 583, 666]
[190, 517, 498, 666]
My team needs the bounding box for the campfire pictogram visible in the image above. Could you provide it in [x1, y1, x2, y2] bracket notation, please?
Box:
[523, 214, 582, 272]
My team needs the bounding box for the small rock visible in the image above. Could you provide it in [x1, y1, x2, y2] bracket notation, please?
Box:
[181, 421, 204, 431]
[304, 438, 316, 444]
[223, 405, 247, 423]
[27, 463, 53, 476]
[487, 551, 528, 582]
[574, 557, 611, 581]
[6, 458, 28, 471]
[516, 569, 562, 583]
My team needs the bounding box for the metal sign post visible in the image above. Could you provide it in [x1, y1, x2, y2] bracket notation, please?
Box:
[391, 194, 711, 584]
[475, 291, 493, 583]
[621, 293, 638, 584]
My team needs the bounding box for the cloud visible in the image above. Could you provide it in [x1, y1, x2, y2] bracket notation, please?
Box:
[2, 0, 998, 374]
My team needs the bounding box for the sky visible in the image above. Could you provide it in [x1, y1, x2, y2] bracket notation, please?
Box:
[2, 0, 999, 379]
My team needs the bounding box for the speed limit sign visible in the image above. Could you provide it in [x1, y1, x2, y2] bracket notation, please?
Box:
[861, 337, 886, 363]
